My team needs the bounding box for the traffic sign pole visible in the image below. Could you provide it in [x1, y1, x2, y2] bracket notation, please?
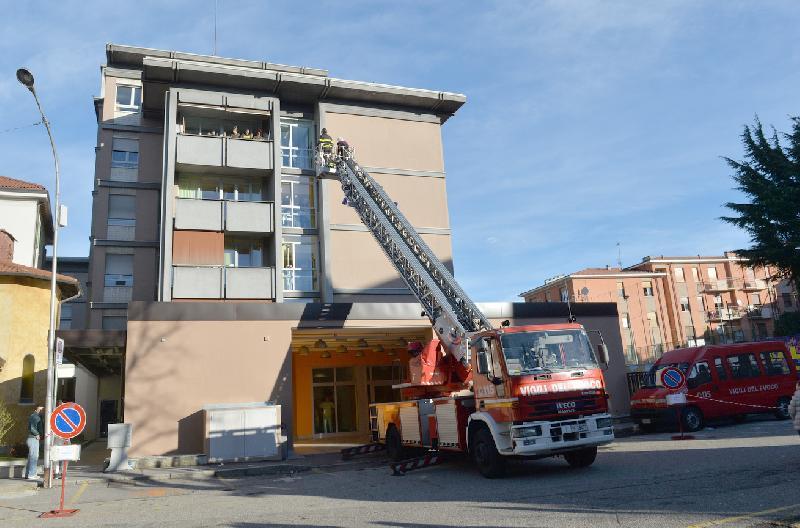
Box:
[41, 403, 85, 519]
[660, 367, 694, 441]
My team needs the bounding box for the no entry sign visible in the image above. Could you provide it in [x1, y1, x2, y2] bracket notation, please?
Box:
[50, 402, 86, 440]
[660, 367, 687, 393]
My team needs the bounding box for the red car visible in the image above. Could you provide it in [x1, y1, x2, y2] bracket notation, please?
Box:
[631, 341, 797, 432]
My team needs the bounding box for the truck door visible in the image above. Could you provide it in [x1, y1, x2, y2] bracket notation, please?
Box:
[687, 360, 716, 418]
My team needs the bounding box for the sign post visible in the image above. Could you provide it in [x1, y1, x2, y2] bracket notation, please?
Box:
[40, 402, 86, 519]
[660, 367, 693, 441]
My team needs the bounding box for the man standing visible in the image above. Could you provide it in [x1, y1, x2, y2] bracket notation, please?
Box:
[318, 128, 335, 171]
[25, 406, 44, 480]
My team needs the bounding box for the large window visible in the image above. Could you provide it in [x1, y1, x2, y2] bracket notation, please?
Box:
[760, 351, 790, 376]
[281, 119, 314, 169]
[312, 367, 357, 434]
[178, 175, 263, 202]
[59, 304, 73, 330]
[281, 178, 317, 228]
[181, 115, 269, 140]
[111, 138, 139, 169]
[727, 353, 761, 379]
[224, 237, 264, 267]
[104, 254, 133, 287]
[282, 235, 319, 292]
[115, 85, 141, 112]
[108, 195, 136, 227]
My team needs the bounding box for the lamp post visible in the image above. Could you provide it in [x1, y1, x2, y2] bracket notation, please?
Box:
[17, 68, 60, 489]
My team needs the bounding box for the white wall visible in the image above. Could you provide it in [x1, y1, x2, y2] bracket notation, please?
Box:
[0, 194, 44, 267]
[74, 364, 99, 440]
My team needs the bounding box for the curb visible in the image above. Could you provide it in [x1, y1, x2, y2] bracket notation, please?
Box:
[65, 463, 313, 486]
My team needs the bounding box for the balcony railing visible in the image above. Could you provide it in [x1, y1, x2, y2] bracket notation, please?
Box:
[746, 305, 774, 319]
[742, 279, 767, 290]
[174, 198, 274, 233]
[699, 279, 737, 293]
[707, 308, 744, 321]
[176, 134, 274, 170]
[172, 265, 275, 300]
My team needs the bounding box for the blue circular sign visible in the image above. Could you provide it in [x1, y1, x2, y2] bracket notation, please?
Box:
[50, 402, 86, 440]
[660, 367, 686, 392]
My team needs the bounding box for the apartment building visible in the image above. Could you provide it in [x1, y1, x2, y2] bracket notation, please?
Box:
[520, 253, 793, 366]
[0, 176, 51, 268]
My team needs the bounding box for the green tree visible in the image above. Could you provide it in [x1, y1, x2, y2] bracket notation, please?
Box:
[775, 311, 800, 337]
[721, 116, 800, 295]
[0, 399, 14, 447]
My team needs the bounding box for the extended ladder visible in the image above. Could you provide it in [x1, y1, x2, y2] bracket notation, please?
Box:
[322, 152, 493, 362]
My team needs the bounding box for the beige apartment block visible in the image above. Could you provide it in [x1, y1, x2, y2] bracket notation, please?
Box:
[520, 253, 795, 366]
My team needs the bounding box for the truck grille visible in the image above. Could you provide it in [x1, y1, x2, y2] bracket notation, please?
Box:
[524, 395, 600, 419]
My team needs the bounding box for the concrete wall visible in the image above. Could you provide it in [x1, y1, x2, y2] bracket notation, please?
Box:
[73, 363, 99, 440]
[0, 197, 43, 268]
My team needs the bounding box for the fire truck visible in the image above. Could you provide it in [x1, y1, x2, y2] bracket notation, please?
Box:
[320, 147, 615, 478]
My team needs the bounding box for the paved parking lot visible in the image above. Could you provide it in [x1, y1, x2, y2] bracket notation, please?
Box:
[1, 417, 798, 527]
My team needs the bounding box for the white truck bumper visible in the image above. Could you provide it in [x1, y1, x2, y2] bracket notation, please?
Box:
[506, 414, 614, 456]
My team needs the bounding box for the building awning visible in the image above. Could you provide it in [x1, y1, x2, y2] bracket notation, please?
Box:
[57, 330, 126, 376]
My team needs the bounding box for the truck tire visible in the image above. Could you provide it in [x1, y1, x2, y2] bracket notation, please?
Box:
[472, 427, 506, 478]
[386, 425, 404, 462]
[775, 397, 791, 420]
[564, 446, 598, 468]
[681, 406, 704, 432]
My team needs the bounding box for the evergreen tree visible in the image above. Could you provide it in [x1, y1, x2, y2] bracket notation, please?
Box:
[721, 116, 800, 295]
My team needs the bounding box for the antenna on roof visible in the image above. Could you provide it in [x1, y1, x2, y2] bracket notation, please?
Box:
[564, 278, 576, 323]
[213, 0, 218, 56]
[616, 242, 622, 269]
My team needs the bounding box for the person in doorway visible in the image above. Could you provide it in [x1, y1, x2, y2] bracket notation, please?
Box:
[318, 128, 334, 170]
[319, 392, 335, 434]
[790, 381, 800, 436]
[25, 406, 44, 480]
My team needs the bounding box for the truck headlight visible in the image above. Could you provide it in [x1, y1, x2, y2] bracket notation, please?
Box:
[511, 425, 543, 438]
[596, 417, 613, 429]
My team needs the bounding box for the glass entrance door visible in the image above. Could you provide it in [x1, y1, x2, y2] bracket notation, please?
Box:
[312, 367, 357, 435]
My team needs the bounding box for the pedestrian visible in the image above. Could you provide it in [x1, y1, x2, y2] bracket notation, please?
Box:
[790, 381, 800, 436]
[318, 128, 334, 170]
[25, 406, 44, 480]
[336, 137, 350, 159]
[319, 392, 335, 434]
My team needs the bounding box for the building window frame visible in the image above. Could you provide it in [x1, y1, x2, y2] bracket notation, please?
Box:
[224, 237, 265, 268]
[282, 234, 319, 292]
[115, 85, 141, 113]
[281, 177, 317, 229]
[280, 118, 314, 170]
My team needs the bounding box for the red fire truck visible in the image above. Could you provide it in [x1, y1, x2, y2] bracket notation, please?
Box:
[322, 149, 615, 478]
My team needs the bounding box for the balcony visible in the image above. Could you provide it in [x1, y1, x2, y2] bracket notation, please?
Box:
[741, 279, 767, 291]
[172, 265, 276, 300]
[175, 198, 274, 233]
[746, 305, 774, 319]
[699, 279, 737, 293]
[103, 286, 132, 303]
[176, 135, 274, 171]
[707, 308, 744, 321]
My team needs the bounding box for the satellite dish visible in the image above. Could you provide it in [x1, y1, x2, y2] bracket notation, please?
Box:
[581, 287, 590, 296]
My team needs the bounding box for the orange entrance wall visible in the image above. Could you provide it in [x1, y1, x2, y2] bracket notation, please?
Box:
[293, 349, 410, 439]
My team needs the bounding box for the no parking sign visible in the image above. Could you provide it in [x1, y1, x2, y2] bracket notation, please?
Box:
[50, 402, 86, 440]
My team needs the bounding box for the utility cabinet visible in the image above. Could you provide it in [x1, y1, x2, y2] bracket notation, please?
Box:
[204, 403, 284, 463]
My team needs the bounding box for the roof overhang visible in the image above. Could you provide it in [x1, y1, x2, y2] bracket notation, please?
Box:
[518, 271, 667, 298]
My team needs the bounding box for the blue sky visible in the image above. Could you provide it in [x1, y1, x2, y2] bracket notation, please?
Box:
[1, 1, 798, 301]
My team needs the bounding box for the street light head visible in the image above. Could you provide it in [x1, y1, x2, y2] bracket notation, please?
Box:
[16, 68, 35, 91]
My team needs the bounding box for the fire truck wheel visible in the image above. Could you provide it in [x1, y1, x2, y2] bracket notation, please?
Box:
[472, 427, 506, 478]
[564, 446, 597, 468]
[681, 406, 704, 432]
[386, 425, 404, 462]
[775, 397, 791, 420]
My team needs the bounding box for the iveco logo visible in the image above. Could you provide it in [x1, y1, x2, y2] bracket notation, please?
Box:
[556, 401, 577, 412]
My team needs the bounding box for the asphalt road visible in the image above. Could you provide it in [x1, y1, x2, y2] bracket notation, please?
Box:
[2, 417, 799, 527]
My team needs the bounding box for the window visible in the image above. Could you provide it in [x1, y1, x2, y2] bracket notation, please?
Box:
[111, 138, 139, 169]
[760, 351, 790, 376]
[224, 238, 264, 267]
[674, 268, 685, 282]
[680, 297, 690, 312]
[714, 295, 724, 310]
[782, 292, 794, 307]
[181, 114, 269, 139]
[621, 313, 631, 329]
[104, 254, 133, 287]
[691, 267, 699, 282]
[749, 293, 761, 306]
[177, 175, 263, 202]
[559, 287, 569, 302]
[115, 85, 141, 112]
[687, 361, 712, 388]
[280, 119, 314, 169]
[727, 353, 761, 379]
[20, 354, 34, 403]
[102, 316, 127, 331]
[707, 267, 718, 281]
[646, 311, 658, 327]
[616, 282, 626, 299]
[642, 281, 654, 297]
[108, 195, 135, 227]
[282, 235, 319, 292]
[59, 304, 73, 330]
[713, 357, 728, 380]
[281, 178, 317, 228]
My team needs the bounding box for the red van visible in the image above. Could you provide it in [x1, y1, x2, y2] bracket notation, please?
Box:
[631, 341, 797, 432]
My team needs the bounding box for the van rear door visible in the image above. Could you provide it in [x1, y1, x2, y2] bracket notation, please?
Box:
[724, 352, 769, 414]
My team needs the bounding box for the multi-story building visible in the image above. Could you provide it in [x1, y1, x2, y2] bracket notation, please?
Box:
[520, 253, 793, 366]
[0, 176, 52, 268]
[56, 44, 628, 457]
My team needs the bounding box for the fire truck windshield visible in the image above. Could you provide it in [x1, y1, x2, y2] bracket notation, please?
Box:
[500, 330, 598, 375]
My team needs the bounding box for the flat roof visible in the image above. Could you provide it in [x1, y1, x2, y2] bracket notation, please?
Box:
[519, 268, 667, 298]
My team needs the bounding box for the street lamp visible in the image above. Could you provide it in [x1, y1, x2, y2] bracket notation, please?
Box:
[17, 67, 61, 489]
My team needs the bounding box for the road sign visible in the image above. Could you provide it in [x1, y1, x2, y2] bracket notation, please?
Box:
[55, 337, 64, 365]
[51, 445, 81, 462]
[660, 367, 686, 393]
[50, 402, 86, 440]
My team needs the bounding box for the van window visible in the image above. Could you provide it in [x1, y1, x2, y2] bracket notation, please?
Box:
[759, 351, 790, 376]
[687, 361, 712, 388]
[727, 353, 761, 379]
[713, 357, 728, 380]
[643, 362, 690, 388]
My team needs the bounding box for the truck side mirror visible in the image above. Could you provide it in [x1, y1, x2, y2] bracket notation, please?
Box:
[597, 343, 610, 366]
[477, 351, 490, 375]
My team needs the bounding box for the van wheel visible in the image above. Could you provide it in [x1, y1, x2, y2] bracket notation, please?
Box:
[385, 425, 404, 462]
[681, 407, 704, 432]
[775, 397, 791, 420]
[472, 427, 506, 478]
[564, 446, 598, 468]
